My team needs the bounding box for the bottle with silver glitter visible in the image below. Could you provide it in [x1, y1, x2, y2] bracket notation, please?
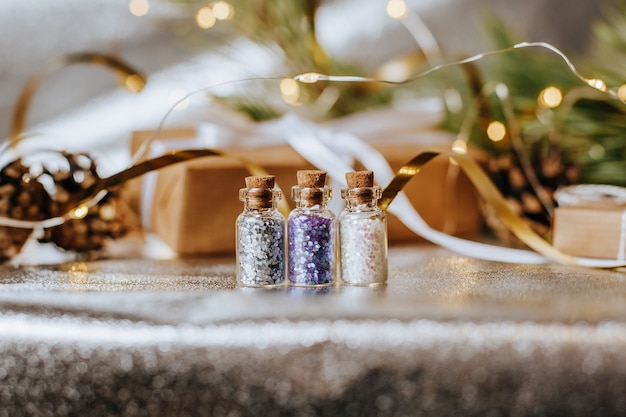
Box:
[236, 175, 285, 287]
[288, 170, 336, 286]
[339, 171, 388, 286]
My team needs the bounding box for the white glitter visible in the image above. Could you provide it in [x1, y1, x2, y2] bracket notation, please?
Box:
[339, 212, 388, 285]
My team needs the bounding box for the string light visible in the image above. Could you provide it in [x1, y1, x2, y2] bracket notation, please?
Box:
[72, 205, 89, 220]
[293, 42, 622, 104]
[129, 0, 149, 16]
[586, 78, 607, 92]
[294, 72, 324, 83]
[196, 7, 216, 29]
[538, 86, 563, 108]
[386, 0, 408, 19]
[212, 1, 234, 20]
[487, 121, 506, 142]
[279, 78, 300, 105]
[377, 59, 413, 82]
[618, 84, 626, 101]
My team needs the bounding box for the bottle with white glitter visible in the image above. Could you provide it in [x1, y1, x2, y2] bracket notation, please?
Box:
[236, 175, 286, 287]
[339, 171, 388, 286]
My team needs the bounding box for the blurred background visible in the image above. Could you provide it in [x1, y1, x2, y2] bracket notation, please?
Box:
[2, 0, 624, 261]
[0, 0, 603, 145]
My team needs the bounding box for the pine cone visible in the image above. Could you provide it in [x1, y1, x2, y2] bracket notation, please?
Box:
[0, 151, 137, 261]
[485, 143, 580, 242]
[38, 152, 137, 254]
[0, 159, 53, 260]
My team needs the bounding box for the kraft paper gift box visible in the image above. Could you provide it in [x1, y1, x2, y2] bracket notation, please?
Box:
[552, 206, 626, 260]
[127, 128, 482, 256]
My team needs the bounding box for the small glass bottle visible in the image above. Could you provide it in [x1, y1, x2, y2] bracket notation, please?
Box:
[236, 175, 285, 287]
[339, 171, 388, 286]
[288, 170, 336, 286]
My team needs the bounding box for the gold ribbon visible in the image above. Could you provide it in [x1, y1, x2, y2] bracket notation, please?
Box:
[0, 148, 291, 230]
[73, 148, 291, 217]
[378, 147, 578, 266]
[10, 52, 146, 147]
[3, 51, 292, 231]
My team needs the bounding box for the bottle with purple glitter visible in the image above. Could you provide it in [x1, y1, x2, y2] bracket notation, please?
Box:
[288, 170, 336, 286]
[236, 175, 285, 287]
[339, 171, 388, 286]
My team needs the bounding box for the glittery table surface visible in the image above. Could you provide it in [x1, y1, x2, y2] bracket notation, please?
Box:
[2, 244, 626, 416]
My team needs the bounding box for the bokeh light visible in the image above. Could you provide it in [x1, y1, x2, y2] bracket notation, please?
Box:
[212, 1, 234, 20]
[537, 86, 563, 108]
[618, 84, 626, 102]
[196, 7, 216, 29]
[486, 121, 506, 142]
[588, 144, 606, 160]
[386, 0, 408, 19]
[129, 0, 149, 17]
[280, 78, 300, 105]
[72, 205, 89, 220]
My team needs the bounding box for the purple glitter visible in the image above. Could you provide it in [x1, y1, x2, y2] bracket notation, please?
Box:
[288, 213, 336, 286]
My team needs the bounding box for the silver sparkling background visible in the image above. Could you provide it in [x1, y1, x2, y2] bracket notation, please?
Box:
[0, 246, 626, 415]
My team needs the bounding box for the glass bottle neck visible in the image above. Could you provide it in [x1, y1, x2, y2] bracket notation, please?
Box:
[342, 186, 381, 211]
[240, 187, 281, 212]
[292, 186, 332, 209]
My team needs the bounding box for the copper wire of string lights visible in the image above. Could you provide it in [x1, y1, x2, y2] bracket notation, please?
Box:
[293, 42, 624, 102]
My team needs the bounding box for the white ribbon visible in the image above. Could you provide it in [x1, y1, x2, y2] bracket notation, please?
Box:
[139, 103, 626, 267]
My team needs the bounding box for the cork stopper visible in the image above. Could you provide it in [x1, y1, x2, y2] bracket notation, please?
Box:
[245, 175, 275, 189]
[344, 171, 377, 204]
[296, 170, 327, 206]
[346, 171, 374, 188]
[243, 175, 275, 210]
[297, 170, 326, 188]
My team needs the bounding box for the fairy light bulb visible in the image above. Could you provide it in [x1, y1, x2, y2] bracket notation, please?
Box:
[196, 7, 216, 29]
[280, 78, 300, 105]
[212, 1, 234, 20]
[386, 0, 408, 19]
[487, 121, 506, 142]
[538, 86, 563, 108]
[377, 59, 412, 82]
[294, 72, 323, 84]
[129, 0, 149, 16]
[586, 78, 607, 92]
[72, 205, 89, 220]
[618, 84, 626, 102]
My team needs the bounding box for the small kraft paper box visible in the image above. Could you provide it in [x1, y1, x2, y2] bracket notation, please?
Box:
[127, 128, 482, 256]
[552, 206, 626, 259]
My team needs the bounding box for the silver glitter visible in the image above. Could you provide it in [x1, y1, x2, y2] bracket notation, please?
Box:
[237, 215, 285, 287]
